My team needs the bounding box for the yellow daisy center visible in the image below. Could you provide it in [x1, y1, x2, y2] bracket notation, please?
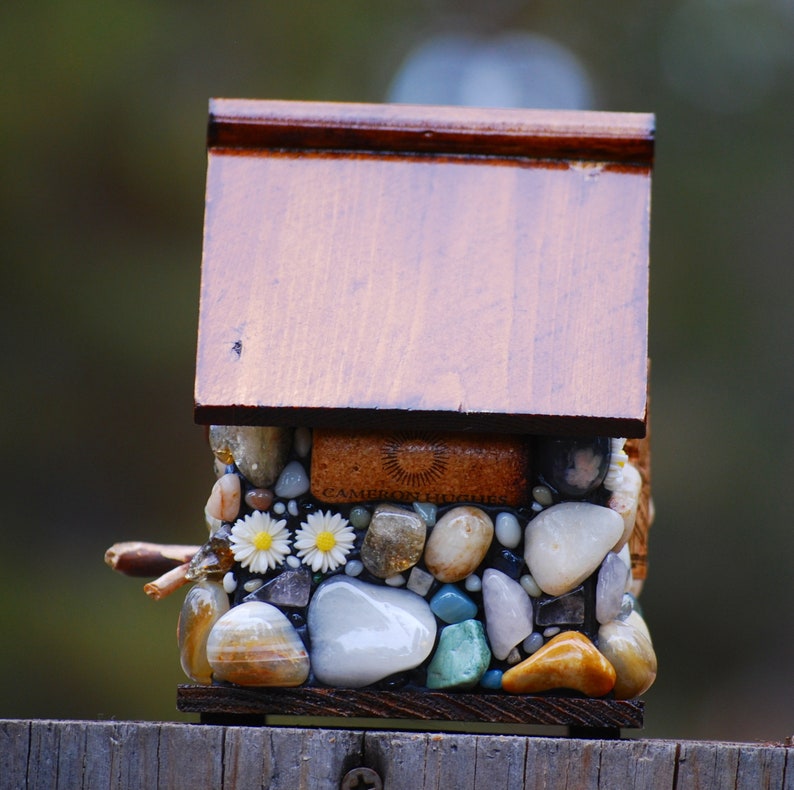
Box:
[252, 531, 274, 551]
[315, 530, 337, 553]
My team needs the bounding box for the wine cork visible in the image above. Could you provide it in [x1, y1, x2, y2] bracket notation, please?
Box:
[625, 417, 652, 581]
[311, 429, 531, 507]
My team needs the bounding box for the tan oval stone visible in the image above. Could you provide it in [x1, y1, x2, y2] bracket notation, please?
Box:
[424, 506, 494, 583]
[361, 504, 426, 579]
[502, 631, 616, 697]
[598, 620, 657, 699]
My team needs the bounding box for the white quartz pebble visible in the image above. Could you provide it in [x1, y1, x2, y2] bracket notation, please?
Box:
[495, 512, 522, 549]
[308, 576, 436, 687]
[519, 573, 542, 597]
[274, 461, 310, 499]
[222, 571, 237, 594]
[524, 502, 624, 597]
[482, 569, 534, 661]
[464, 573, 482, 593]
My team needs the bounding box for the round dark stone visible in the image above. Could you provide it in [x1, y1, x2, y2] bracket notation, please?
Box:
[535, 436, 610, 498]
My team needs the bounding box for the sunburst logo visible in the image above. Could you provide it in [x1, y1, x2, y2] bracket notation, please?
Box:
[380, 432, 450, 488]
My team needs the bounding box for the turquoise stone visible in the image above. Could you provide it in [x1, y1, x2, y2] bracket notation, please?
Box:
[429, 584, 478, 623]
[426, 620, 491, 690]
[480, 668, 503, 690]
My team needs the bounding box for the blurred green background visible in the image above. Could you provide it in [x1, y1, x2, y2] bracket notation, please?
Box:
[3, 0, 794, 743]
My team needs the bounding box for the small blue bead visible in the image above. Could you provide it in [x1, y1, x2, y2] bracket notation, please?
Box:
[480, 669, 503, 690]
[429, 584, 478, 623]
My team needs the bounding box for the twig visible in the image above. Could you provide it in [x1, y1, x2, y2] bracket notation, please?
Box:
[144, 562, 192, 600]
[104, 541, 200, 578]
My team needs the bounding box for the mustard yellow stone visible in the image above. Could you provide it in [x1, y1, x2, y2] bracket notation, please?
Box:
[501, 631, 616, 697]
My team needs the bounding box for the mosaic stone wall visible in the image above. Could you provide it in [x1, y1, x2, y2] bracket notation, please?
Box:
[177, 426, 656, 700]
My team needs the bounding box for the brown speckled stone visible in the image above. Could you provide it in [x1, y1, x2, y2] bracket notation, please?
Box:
[361, 504, 426, 579]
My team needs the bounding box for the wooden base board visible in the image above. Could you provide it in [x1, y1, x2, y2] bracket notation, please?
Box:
[177, 685, 643, 736]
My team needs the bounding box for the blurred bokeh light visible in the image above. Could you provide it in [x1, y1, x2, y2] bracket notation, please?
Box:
[2, 0, 794, 743]
[388, 32, 594, 109]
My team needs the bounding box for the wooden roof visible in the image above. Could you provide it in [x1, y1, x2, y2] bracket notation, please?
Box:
[195, 99, 653, 437]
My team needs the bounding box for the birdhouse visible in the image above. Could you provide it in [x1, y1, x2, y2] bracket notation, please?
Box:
[109, 99, 656, 733]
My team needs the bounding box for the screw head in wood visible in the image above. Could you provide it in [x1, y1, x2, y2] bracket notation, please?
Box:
[341, 766, 383, 790]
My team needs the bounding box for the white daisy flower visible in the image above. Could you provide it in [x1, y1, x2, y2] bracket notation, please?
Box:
[229, 511, 291, 573]
[294, 510, 355, 573]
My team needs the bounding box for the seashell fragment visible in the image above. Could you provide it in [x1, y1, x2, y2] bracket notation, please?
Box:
[424, 506, 493, 582]
[177, 581, 230, 684]
[206, 601, 310, 687]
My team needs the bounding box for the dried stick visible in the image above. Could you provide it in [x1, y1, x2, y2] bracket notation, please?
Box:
[105, 541, 200, 578]
[143, 562, 192, 601]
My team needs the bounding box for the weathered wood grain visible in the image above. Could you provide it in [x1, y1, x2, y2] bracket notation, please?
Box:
[2, 720, 793, 789]
[195, 100, 652, 438]
[176, 684, 644, 729]
[1, 720, 31, 790]
[676, 739, 792, 790]
[473, 733, 529, 788]
[82, 721, 159, 790]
